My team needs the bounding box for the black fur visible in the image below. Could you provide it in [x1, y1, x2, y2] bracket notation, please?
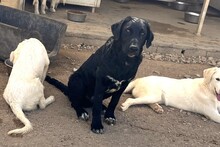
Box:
[46, 16, 154, 134]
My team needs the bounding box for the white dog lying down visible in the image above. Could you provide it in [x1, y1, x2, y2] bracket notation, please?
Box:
[3, 38, 55, 135]
[121, 67, 220, 123]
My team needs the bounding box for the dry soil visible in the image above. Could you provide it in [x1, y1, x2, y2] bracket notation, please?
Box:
[1, 45, 220, 147]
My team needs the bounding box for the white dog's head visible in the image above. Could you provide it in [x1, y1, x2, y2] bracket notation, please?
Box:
[9, 40, 26, 64]
[203, 67, 220, 101]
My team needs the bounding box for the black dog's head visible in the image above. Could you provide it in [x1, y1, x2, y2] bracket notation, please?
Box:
[111, 16, 154, 58]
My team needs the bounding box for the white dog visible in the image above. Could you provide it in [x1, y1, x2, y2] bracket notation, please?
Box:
[3, 38, 55, 135]
[32, 0, 66, 14]
[18, 0, 66, 14]
[121, 67, 220, 123]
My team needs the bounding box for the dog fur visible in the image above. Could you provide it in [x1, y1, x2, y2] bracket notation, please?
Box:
[45, 16, 154, 134]
[19, 0, 66, 14]
[3, 38, 55, 135]
[121, 67, 220, 123]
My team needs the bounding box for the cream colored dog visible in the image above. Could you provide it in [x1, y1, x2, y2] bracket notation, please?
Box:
[3, 38, 55, 135]
[32, 0, 66, 14]
[18, 0, 66, 14]
[121, 67, 220, 123]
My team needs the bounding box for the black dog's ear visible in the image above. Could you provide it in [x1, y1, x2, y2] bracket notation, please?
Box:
[145, 23, 154, 48]
[111, 16, 132, 40]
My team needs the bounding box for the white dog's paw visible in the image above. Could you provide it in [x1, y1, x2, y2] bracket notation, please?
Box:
[121, 103, 129, 111]
[41, 6, 46, 15]
[121, 101, 131, 111]
[121, 98, 134, 111]
[47, 96, 55, 104]
[41, 10, 46, 15]
[34, 10, 40, 14]
[121, 103, 128, 111]
[50, 8, 56, 12]
[149, 103, 164, 114]
[39, 96, 55, 109]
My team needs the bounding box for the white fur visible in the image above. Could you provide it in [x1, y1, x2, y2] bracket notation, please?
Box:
[19, 0, 66, 14]
[3, 38, 55, 135]
[121, 67, 220, 123]
[32, 0, 47, 14]
[35, 0, 66, 14]
[48, 0, 66, 13]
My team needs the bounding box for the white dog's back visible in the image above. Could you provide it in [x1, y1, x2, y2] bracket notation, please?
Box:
[3, 38, 54, 135]
[9, 38, 49, 80]
[123, 76, 206, 113]
[122, 70, 220, 123]
[125, 76, 203, 96]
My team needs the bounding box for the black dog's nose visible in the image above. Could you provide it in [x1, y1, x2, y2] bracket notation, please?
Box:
[129, 45, 139, 51]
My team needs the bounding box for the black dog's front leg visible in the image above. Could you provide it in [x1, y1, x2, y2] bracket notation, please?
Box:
[91, 75, 106, 134]
[104, 85, 127, 126]
[91, 93, 104, 134]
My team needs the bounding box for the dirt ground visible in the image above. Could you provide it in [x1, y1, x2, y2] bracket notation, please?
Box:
[1, 44, 220, 147]
[1, 1, 220, 146]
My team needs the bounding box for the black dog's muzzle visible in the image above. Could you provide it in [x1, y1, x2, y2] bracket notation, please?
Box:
[130, 44, 139, 52]
[128, 40, 140, 57]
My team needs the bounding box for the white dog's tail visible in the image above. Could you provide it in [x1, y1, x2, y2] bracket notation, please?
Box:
[124, 80, 136, 94]
[7, 104, 33, 135]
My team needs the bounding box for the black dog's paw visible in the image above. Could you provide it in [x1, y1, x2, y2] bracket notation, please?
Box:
[79, 112, 89, 121]
[91, 128, 104, 134]
[104, 117, 116, 126]
[91, 123, 104, 134]
[75, 108, 89, 121]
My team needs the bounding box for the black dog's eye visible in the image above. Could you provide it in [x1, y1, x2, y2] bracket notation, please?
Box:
[216, 78, 220, 81]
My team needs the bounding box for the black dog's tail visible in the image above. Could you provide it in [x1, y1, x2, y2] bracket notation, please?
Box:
[45, 75, 68, 95]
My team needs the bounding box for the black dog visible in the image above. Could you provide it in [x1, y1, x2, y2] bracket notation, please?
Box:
[46, 16, 154, 134]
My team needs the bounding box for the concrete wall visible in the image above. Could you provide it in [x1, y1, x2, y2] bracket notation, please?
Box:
[0, 0, 21, 9]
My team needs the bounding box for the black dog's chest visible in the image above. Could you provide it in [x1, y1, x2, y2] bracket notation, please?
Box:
[105, 75, 125, 93]
[97, 58, 139, 95]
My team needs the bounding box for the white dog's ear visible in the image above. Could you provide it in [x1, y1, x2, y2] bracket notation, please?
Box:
[9, 51, 15, 63]
[203, 67, 217, 84]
